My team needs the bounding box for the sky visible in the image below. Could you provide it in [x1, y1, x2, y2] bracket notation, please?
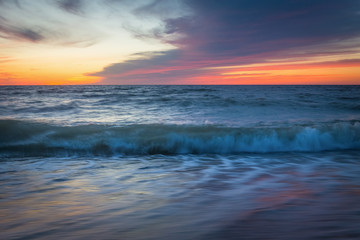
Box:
[0, 0, 360, 85]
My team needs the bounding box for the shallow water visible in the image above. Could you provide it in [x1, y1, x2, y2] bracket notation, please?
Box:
[1, 153, 360, 240]
[0, 85, 359, 239]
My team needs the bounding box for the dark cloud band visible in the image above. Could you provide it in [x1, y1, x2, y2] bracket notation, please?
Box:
[92, 0, 360, 84]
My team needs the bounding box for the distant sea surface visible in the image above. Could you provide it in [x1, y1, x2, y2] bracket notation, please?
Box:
[1, 85, 360, 239]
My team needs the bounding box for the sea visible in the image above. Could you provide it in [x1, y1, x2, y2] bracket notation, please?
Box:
[0, 85, 359, 240]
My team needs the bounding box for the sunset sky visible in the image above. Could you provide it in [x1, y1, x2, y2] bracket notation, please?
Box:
[0, 0, 359, 85]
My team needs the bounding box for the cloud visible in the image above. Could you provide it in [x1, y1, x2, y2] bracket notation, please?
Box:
[0, 57, 13, 63]
[117, 0, 192, 43]
[0, 24, 44, 42]
[1, 0, 359, 84]
[0, 0, 127, 46]
[93, 0, 360, 84]
[171, 0, 360, 55]
[89, 49, 276, 84]
[16, 28, 44, 42]
[92, 50, 180, 75]
[89, 50, 185, 84]
[57, 0, 84, 14]
[0, 0, 89, 45]
[0, 0, 188, 46]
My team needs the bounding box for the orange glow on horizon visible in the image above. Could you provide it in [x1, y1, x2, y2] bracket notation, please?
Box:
[1, 48, 359, 85]
[90, 56, 360, 85]
[0, 63, 101, 85]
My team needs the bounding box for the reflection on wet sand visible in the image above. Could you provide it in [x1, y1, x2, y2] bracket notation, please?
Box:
[1, 152, 360, 240]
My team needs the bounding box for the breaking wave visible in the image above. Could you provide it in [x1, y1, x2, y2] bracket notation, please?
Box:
[1, 119, 359, 157]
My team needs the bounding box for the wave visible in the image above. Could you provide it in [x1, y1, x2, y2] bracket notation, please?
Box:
[0, 119, 359, 157]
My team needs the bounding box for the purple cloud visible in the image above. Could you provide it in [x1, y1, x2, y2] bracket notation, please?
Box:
[92, 0, 360, 84]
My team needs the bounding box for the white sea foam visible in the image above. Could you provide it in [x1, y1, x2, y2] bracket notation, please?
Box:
[1, 119, 359, 156]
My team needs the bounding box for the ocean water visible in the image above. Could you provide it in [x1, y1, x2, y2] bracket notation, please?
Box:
[0, 85, 359, 239]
